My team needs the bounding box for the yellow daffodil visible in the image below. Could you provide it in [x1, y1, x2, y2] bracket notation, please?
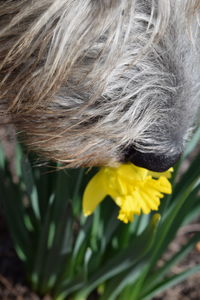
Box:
[83, 163, 173, 223]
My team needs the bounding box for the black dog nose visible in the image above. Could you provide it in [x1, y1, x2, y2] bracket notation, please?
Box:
[123, 146, 182, 172]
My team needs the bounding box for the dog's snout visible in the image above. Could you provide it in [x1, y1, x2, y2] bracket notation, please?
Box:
[123, 146, 182, 172]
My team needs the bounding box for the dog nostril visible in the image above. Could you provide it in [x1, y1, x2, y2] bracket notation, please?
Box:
[123, 146, 182, 172]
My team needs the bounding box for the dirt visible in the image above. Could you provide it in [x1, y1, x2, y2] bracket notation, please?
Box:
[153, 223, 200, 300]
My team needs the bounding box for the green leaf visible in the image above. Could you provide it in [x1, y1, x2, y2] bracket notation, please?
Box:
[40, 201, 73, 293]
[142, 264, 200, 300]
[0, 144, 5, 170]
[124, 180, 199, 300]
[73, 214, 160, 299]
[31, 196, 54, 291]
[182, 127, 200, 159]
[21, 156, 40, 220]
[100, 261, 147, 300]
[173, 151, 200, 198]
[134, 214, 150, 235]
[0, 174, 31, 261]
[156, 182, 200, 259]
[142, 231, 200, 295]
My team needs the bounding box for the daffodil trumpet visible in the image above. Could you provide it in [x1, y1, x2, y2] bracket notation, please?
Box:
[83, 163, 173, 223]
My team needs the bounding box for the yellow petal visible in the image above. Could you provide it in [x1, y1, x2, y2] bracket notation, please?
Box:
[117, 195, 141, 223]
[135, 190, 152, 214]
[118, 210, 134, 223]
[139, 190, 160, 213]
[150, 176, 172, 194]
[117, 164, 148, 181]
[82, 163, 173, 223]
[83, 169, 107, 216]
[116, 176, 128, 195]
[118, 206, 135, 223]
[149, 168, 173, 179]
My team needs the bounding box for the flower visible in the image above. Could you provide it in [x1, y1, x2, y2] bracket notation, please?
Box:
[83, 163, 173, 223]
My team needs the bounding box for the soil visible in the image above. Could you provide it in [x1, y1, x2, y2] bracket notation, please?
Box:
[153, 224, 200, 300]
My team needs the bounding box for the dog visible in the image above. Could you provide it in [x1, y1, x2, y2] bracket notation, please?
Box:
[0, 0, 200, 172]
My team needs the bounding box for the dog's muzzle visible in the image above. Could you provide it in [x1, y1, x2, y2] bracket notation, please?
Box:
[123, 146, 182, 172]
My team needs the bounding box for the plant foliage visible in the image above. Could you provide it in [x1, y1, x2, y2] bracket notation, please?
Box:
[0, 129, 200, 300]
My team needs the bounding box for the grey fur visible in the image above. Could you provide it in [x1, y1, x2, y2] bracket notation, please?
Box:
[0, 0, 199, 167]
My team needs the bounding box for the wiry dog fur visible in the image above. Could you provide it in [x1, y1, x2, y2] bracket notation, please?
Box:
[0, 0, 200, 169]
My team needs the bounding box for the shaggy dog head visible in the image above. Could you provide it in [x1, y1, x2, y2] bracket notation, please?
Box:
[0, 0, 200, 171]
